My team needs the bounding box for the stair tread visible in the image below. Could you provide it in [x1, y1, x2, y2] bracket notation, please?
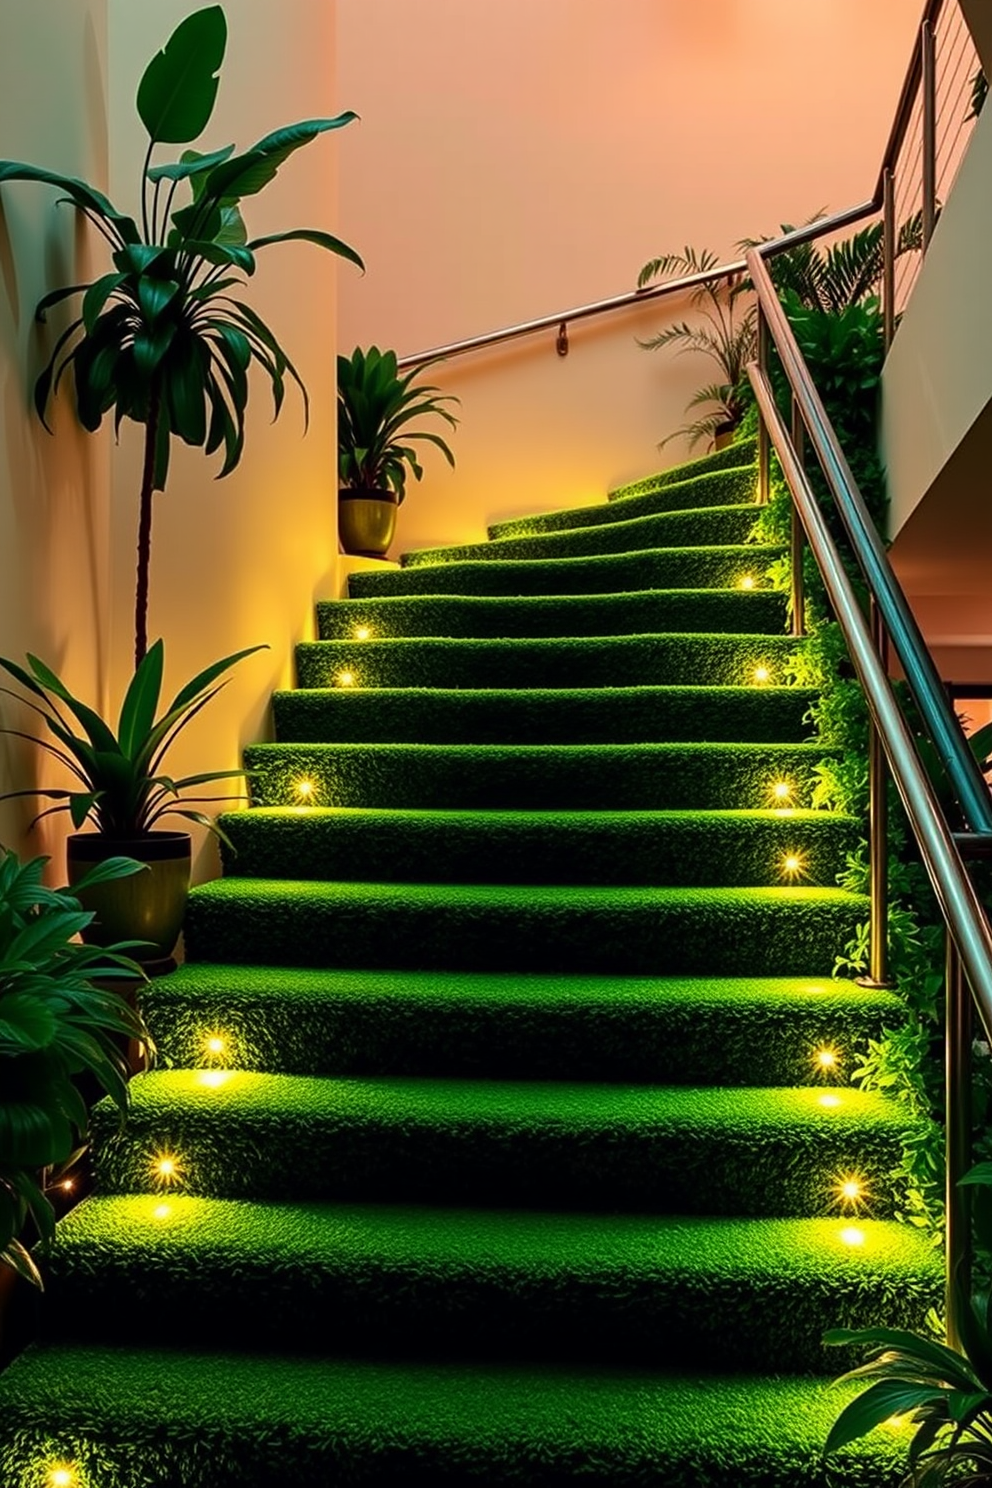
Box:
[190, 878, 863, 908]
[0, 1341, 907, 1487]
[489, 467, 758, 538]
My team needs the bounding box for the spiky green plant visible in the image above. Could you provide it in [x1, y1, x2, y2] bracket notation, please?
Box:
[0, 6, 363, 667]
[338, 346, 459, 504]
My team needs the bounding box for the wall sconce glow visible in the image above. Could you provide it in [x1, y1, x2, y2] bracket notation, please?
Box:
[752, 665, 771, 685]
[151, 1151, 184, 1188]
[47, 1466, 77, 1488]
[779, 850, 807, 881]
[839, 1225, 865, 1247]
[738, 575, 756, 591]
[353, 625, 372, 640]
[832, 1172, 869, 1211]
[293, 777, 317, 804]
[336, 669, 357, 688]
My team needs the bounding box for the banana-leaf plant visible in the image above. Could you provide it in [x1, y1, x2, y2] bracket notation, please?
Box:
[0, 5, 363, 668]
[0, 638, 265, 844]
[0, 846, 150, 1287]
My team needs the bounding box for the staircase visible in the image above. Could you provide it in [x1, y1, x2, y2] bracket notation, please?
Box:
[0, 438, 941, 1487]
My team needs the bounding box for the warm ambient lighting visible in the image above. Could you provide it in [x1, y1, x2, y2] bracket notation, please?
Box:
[839, 1226, 866, 1247]
[779, 850, 807, 881]
[752, 665, 771, 685]
[204, 1033, 227, 1058]
[353, 625, 372, 640]
[833, 1172, 869, 1211]
[336, 669, 357, 688]
[151, 1151, 184, 1187]
[198, 1070, 232, 1089]
[818, 1093, 842, 1109]
[769, 779, 794, 806]
[738, 575, 756, 591]
[293, 777, 316, 803]
[813, 1045, 840, 1072]
[153, 1203, 172, 1221]
[47, 1468, 77, 1488]
[62, 1179, 74, 1192]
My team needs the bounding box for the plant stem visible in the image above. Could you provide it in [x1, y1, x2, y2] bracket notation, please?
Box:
[135, 378, 162, 669]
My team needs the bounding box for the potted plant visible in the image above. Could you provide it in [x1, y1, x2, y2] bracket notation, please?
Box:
[337, 346, 459, 558]
[0, 4, 363, 668]
[636, 246, 757, 453]
[0, 640, 264, 967]
[0, 845, 149, 1292]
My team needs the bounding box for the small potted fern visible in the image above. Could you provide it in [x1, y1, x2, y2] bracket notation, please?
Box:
[337, 346, 459, 558]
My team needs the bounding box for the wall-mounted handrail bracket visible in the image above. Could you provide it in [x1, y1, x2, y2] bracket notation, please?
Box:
[556, 322, 569, 357]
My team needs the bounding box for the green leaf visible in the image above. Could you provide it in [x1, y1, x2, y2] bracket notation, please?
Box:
[1, 1237, 44, 1290]
[824, 1380, 951, 1454]
[0, 163, 139, 244]
[0, 994, 59, 1055]
[81, 273, 129, 334]
[165, 644, 266, 714]
[137, 277, 180, 324]
[183, 240, 255, 275]
[66, 857, 148, 895]
[136, 6, 228, 145]
[247, 229, 364, 272]
[146, 143, 235, 183]
[133, 321, 176, 378]
[201, 114, 359, 204]
[117, 641, 164, 759]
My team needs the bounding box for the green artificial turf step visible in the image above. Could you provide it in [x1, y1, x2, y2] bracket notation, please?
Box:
[402, 503, 757, 566]
[142, 965, 896, 1085]
[45, 1196, 940, 1371]
[245, 741, 832, 812]
[489, 466, 759, 539]
[294, 633, 801, 691]
[272, 684, 817, 745]
[183, 878, 866, 977]
[609, 436, 759, 498]
[218, 808, 859, 887]
[0, 1340, 911, 1488]
[90, 1070, 913, 1215]
[348, 543, 783, 597]
[317, 588, 787, 640]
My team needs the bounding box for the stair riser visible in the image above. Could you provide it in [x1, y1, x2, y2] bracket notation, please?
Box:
[245, 744, 830, 812]
[295, 635, 800, 691]
[490, 466, 758, 538]
[90, 1102, 904, 1215]
[348, 545, 782, 597]
[183, 892, 863, 977]
[218, 813, 859, 888]
[143, 984, 891, 1084]
[272, 687, 815, 745]
[317, 590, 787, 640]
[609, 439, 759, 498]
[45, 1249, 938, 1372]
[403, 505, 757, 566]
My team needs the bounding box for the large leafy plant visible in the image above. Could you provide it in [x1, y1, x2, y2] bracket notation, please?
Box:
[636, 247, 757, 452]
[0, 6, 363, 667]
[740, 215, 923, 315]
[0, 639, 264, 842]
[338, 346, 459, 504]
[0, 846, 149, 1287]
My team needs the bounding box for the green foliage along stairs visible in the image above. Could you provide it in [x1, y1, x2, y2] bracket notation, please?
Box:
[0, 439, 939, 1488]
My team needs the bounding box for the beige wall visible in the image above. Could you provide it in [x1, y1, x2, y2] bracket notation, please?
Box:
[0, 0, 112, 864]
[0, 0, 347, 881]
[338, 0, 920, 556]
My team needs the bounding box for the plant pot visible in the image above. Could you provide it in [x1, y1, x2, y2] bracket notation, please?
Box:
[339, 488, 399, 559]
[713, 421, 737, 452]
[66, 831, 192, 966]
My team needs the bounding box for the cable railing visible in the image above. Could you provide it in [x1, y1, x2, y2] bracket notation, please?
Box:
[746, 244, 992, 1349]
[399, 0, 982, 369]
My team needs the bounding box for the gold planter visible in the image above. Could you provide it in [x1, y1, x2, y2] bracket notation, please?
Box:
[66, 831, 192, 967]
[339, 488, 399, 559]
[713, 422, 737, 452]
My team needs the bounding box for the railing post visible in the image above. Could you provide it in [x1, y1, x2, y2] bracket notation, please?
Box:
[757, 309, 770, 506]
[922, 19, 937, 253]
[883, 167, 896, 352]
[946, 931, 973, 1352]
[864, 597, 891, 989]
[790, 394, 806, 638]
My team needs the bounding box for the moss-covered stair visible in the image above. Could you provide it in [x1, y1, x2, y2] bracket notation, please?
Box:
[0, 439, 939, 1487]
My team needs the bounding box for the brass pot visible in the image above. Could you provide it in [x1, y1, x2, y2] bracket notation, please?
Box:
[66, 831, 192, 966]
[713, 421, 737, 452]
[339, 488, 399, 559]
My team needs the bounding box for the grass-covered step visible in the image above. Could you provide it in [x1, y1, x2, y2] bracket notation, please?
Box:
[245, 741, 831, 813]
[46, 1197, 940, 1371]
[142, 965, 897, 1085]
[489, 466, 758, 539]
[294, 633, 801, 691]
[183, 879, 866, 977]
[402, 504, 758, 566]
[218, 808, 859, 888]
[0, 1342, 911, 1488]
[272, 685, 817, 746]
[317, 588, 787, 641]
[90, 1071, 913, 1214]
[609, 437, 759, 499]
[349, 544, 783, 598]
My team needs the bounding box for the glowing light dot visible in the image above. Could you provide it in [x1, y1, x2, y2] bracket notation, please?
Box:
[354, 625, 372, 640]
[841, 1180, 861, 1200]
[206, 1036, 226, 1056]
[752, 666, 771, 685]
[840, 1226, 865, 1247]
[819, 1094, 842, 1109]
[158, 1158, 175, 1177]
[772, 781, 792, 802]
[49, 1470, 75, 1488]
[62, 1179, 74, 1192]
[780, 851, 807, 880]
[198, 1070, 231, 1089]
[815, 1048, 838, 1070]
[336, 670, 356, 688]
[294, 778, 316, 802]
[739, 575, 756, 591]
[153, 1203, 172, 1221]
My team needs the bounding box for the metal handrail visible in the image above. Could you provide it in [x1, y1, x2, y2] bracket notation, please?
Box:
[747, 358, 992, 1347]
[398, 0, 950, 370]
[746, 249, 992, 838]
